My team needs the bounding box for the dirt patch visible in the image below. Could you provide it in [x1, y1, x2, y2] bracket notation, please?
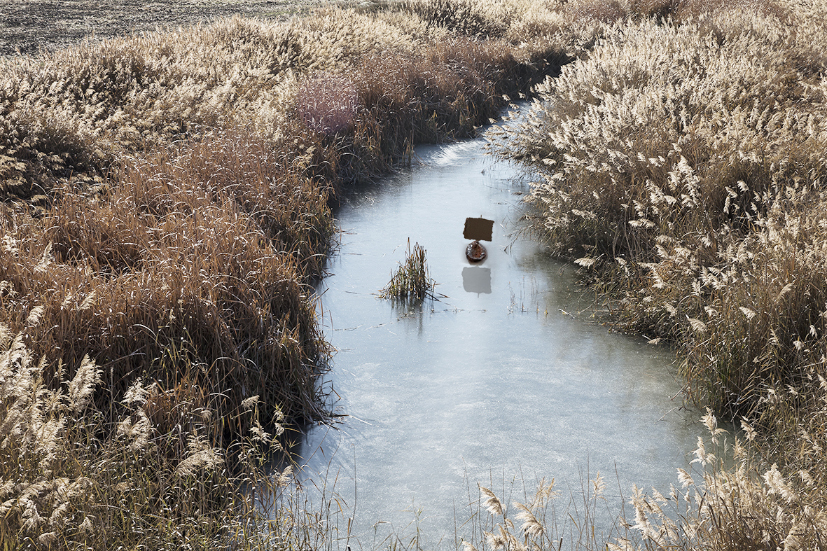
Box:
[0, 0, 360, 57]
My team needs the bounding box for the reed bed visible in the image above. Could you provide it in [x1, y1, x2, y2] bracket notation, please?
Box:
[0, 1, 567, 547]
[0, 322, 299, 549]
[8, 0, 827, 547]
[491, 0, 827, 548]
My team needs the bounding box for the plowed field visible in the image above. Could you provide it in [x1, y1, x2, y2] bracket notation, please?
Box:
[0, 0, 346, 56]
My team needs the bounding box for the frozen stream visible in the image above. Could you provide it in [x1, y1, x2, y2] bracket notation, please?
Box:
[291, 120, 703, 548]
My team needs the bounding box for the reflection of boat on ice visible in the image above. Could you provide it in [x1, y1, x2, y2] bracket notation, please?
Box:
[466, 240, 487, 262]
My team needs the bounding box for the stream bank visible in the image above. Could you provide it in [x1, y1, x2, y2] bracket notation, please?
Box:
[290, 118, 703, 547]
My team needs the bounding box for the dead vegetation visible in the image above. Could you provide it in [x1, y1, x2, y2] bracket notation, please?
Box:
[380, 239, 437, 302]
[0, 1, 565, 548]
[491, 0, 827, 548]
[5, 0, 827, 548]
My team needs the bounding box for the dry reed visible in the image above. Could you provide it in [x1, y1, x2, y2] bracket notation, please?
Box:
[1, 1, 567, 547]
[492, 0, 827, 548]
[381, 239, 437, 302]
[0, 317, 298, 550]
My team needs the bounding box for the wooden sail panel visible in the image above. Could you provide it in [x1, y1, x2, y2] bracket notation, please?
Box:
[463, 217, 493, 242]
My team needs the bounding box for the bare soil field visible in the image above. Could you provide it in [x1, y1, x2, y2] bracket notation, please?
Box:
[0, 0, 358, 56]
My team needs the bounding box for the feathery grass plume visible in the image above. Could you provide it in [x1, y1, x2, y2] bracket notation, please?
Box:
[66, 354, 101, 414]
[466, 473, 640, 551]
[121, 378, 149, 406]
[484, 528, 507, 550]
[591, 472, 606, 498]
[480, 485, 505, 516]
[513, 501, 543, 537]
[175, 433, 224, 479]
[274, 464, 293, 488]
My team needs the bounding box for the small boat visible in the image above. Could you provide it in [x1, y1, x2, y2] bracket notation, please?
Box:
[466, 240, 487, 263]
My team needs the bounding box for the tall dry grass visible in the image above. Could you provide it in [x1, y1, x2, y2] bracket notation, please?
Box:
[610, 410, 827, 550]
[450, 412, 827, 551]
[1, 131, 330, 438]
[0, 317, 299, 550]
[494, 0, 827, 431]
[0, 5, 563, 204]
[493, 0, 827, 548]
[381, 240, 436, 301]
[1, 1, 568, 547]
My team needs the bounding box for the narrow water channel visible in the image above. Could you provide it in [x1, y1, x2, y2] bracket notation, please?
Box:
[295, 118, 703, 547]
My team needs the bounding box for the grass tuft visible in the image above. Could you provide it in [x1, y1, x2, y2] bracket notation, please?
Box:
[381, 239, 437, 302]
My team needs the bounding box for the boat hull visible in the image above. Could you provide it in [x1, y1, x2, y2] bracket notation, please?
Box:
[466, 240, 487, 263]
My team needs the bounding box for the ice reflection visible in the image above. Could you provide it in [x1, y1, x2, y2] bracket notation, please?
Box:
[462, 266, 491, 294]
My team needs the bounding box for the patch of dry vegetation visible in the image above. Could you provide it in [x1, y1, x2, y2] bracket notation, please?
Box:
[0, 6, 564, 203]
[0, 2, 567, 548]
[380, 240, 436, 302]
[492, 0, 827, 548]
[8, 0, 826, 547]
[0, 324, 296, 549]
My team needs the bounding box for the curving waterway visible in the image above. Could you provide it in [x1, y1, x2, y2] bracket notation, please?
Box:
[292, 115, 704, 548]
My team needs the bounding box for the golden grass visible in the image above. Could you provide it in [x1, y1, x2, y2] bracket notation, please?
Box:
[1, 134, 329, 437]
[381, 240, 436, 301]
[0, 322, 295, 549]
[492, 0, 827, 548]
[0, 1, 568, 547]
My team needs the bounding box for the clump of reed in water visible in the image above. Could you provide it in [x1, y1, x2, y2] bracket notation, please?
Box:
[381, 239, 436, 301]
